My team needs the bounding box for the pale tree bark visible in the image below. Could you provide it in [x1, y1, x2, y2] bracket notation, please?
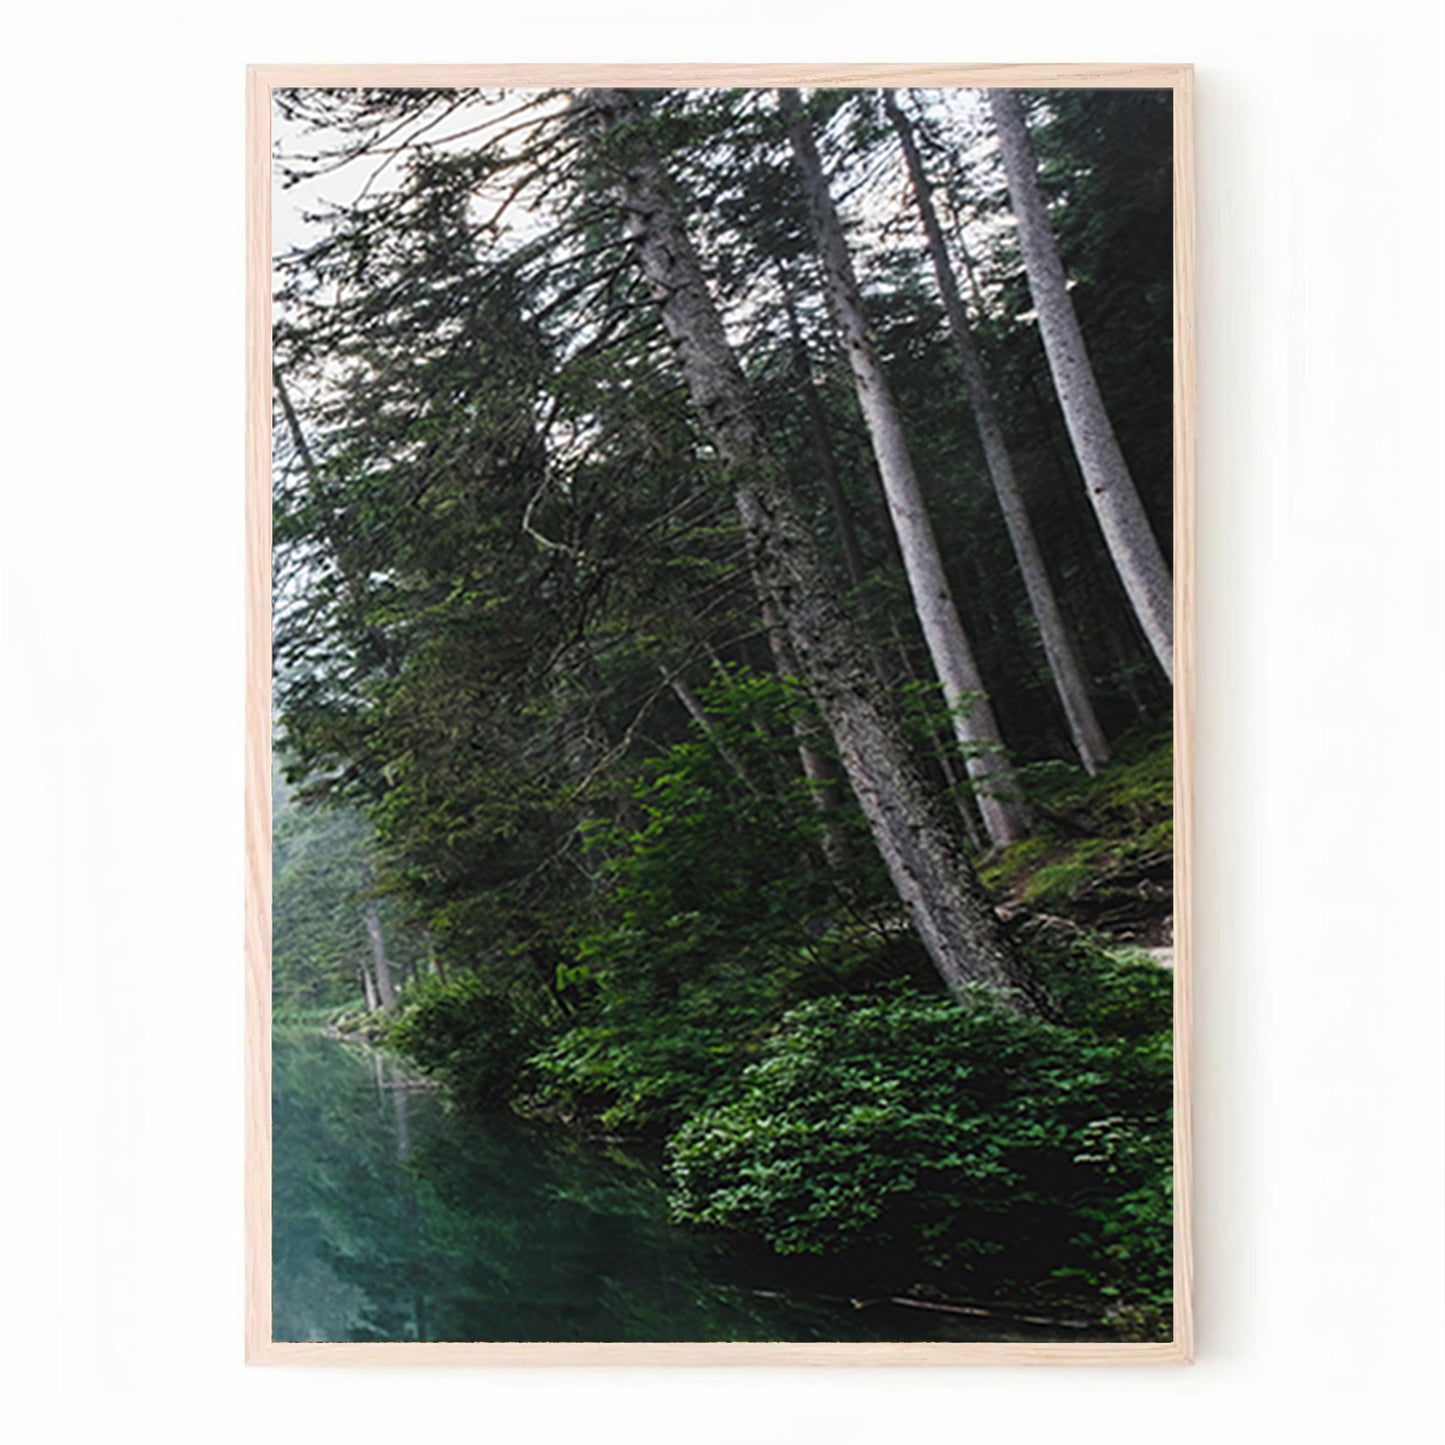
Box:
[988, 88, 1174, 680]
[776, 314, 975, 842]
[585, 89, 1033, 1004]
[360, 865, 397, 1011]
[358, 962, 379, 1014]
[885, 91, 1111, 775]
[780, 89, 1032, 845]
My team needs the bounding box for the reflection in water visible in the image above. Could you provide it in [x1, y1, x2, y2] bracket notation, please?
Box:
[273, 1030, 1107, 1343]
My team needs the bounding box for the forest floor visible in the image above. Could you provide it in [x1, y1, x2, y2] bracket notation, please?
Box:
[984, 730, 1175, 957]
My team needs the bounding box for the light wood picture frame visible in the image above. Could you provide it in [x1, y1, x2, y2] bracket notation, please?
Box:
[247, 63, 1194, 1366]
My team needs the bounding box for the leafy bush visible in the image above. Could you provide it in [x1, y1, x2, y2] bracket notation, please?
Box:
[667, 989, 1171, 1315]
[527, 666, 912, 1134]
[385, 975, 539, 1109]
[1028, 936, 1174, 1043]
[528, 1014, 752, 1135]
[530, 933, 942, 1136]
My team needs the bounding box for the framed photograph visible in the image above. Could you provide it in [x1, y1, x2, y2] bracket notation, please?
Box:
[246, 64, 1193, 1365]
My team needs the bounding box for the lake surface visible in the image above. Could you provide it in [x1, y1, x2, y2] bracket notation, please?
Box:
[272, 1029, 1106, 1343]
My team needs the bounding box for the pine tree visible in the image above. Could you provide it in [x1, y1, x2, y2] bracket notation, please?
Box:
[584, 87, 1035, 1002]
[989, 88, 1174, 679]
[780, 88, 1032, 843]
[885, 90, 1110, 774]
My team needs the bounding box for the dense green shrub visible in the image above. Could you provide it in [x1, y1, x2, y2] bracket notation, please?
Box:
[1030, 937, 1174, 1043]
[526, 667, 913, 1134]
[529, 934, 936, 1134]
[385, 975, 539, 1109]
[528, 1013, 754, 1135]
[667, 989, 1171, 1313]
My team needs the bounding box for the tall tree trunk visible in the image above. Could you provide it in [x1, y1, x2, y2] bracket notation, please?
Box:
[585, 88, 1032, 1005]
[358, 963, 379, 1014]
[1024, 364, 1161, 722]
[779, 284, 869, 590]
[360, 866, 397, 1011]
[886, 91, 1111, 776]
[780, 89, 1032, 845]
[988, 88, 1174, 680]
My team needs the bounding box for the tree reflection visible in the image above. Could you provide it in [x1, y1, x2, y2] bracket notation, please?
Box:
[273, 1031, 1095, 1343]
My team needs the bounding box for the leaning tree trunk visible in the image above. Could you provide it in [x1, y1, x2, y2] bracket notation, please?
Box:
[988, 88, 1174, 680]
[781, 290, 973, 846]
[584, 88, 1032, 1004]
[780, 89, 1031, 845]
[885, 91, 1110, 776]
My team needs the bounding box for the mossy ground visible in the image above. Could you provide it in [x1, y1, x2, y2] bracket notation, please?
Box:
[983, 731, 1174, 946]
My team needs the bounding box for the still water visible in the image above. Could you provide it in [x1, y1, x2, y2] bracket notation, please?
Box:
[273, 1030, 1101, 1343]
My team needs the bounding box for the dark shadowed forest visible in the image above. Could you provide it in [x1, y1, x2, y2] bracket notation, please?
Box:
[270, 84, 1178, 1343]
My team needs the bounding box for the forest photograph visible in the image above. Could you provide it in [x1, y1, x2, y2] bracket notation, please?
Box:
[268, 79, 1182, 1348]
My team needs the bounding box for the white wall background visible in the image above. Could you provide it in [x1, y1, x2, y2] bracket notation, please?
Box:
[4, 3, 1441, 1439]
